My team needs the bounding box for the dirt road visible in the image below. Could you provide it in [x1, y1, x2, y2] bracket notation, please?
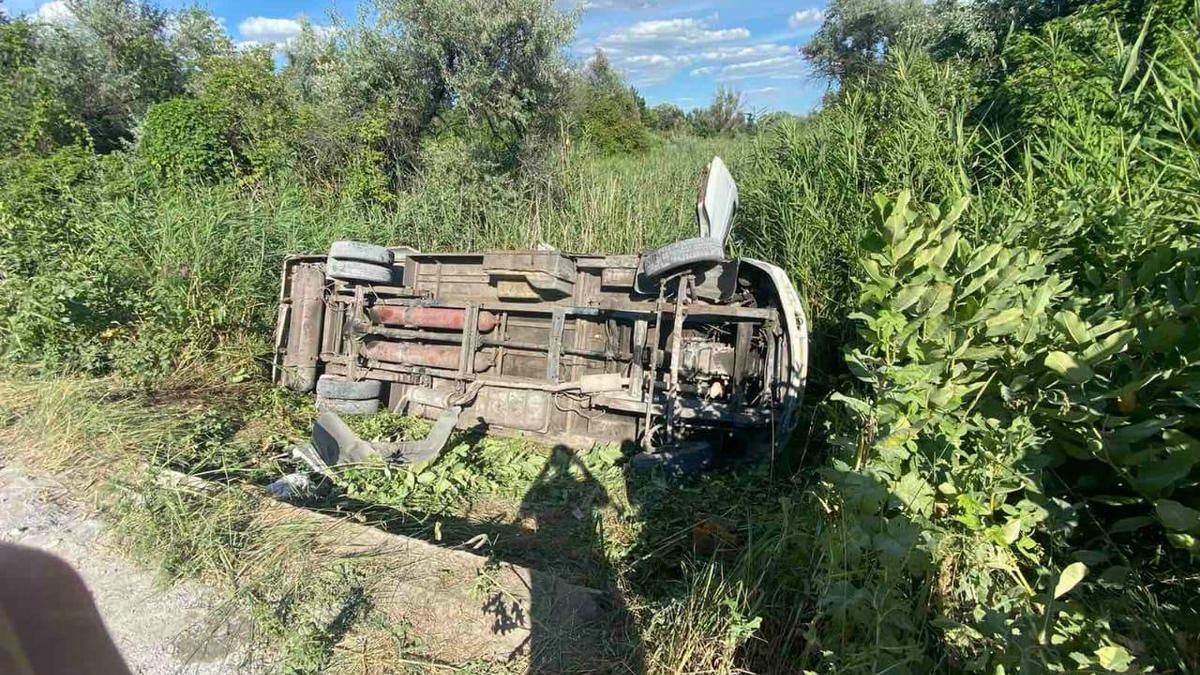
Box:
[0, 463, 266, 674]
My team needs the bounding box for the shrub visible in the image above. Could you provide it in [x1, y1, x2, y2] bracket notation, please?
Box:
[196, 49, 294, 181]
[573, 50, 648, 155]
[137, 97, 232, 182]
[0, 147, 136, 371]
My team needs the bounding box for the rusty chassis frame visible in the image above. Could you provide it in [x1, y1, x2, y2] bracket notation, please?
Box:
[272, 245, 808, 466]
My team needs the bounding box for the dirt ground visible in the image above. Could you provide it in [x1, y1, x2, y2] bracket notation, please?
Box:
[0, 461, 269, 675]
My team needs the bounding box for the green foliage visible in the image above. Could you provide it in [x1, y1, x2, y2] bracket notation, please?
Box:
[645, 102, 686, 133]
[0, 147, 133, 371]
[737, 47, 976, 382]
[0, 18, 91, 155]
[573, 50, 648, 155]
[196, 48, 294, 181]
[687, 87, 748, 137]
[284, 0, 574, 180]
[803, 0, 928, 81]
[137, 97, 232, 182]
[1, 0, 1198, 671]
[37, 0, 184, 151]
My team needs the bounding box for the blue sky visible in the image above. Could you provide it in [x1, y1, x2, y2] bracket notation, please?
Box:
[7, 0, 830, 112]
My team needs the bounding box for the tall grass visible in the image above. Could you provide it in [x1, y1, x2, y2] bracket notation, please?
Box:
[0, 134, 741, 379]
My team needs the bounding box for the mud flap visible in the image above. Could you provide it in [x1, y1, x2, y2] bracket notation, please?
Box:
[293, 406, 464, 473]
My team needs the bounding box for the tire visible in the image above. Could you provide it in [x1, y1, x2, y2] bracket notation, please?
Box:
[316, 375, 382, 400]
[316, 397, 381, 416]
[641, 237, 725, 279]
[630, 441, 715, 475]
[326, 259, 394, 284]
[329, 241, 393, 265]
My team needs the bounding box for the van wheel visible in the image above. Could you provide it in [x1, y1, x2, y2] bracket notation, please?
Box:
[326, 259, 394, 284]
[329, 241, 393, 265]
[316, 397, 381, 416]
[316, 375, 382, 400]
[641, 237, 725, 279]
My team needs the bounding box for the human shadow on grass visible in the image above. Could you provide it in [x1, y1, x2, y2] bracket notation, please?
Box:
[512, 445, 643, 673]
[297, 432, 644, 672]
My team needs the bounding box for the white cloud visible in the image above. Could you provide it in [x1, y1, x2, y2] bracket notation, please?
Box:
[788, 8, 824, 29]
[34, 0, 73, 23]
[593, 16, 778, 85]
[698, 44, 793, 64]
[745, 86, 781, 96]
[238, 16, 306, 44]
[691, 53, 808, 81]
[603, 18, 749, 48]
[236, 15, 333, 55]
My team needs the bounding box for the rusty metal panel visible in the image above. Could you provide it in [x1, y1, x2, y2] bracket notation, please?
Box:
[546, 308, 565, 382]
[370, 306, 498, 332]
[600, 267, 637, 289]
[362, 341, 463, 370]
[280, 264, 325, 392]
[469, 389, 550, 432]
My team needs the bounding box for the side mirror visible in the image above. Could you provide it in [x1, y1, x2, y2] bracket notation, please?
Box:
[696, 156, 738, 246]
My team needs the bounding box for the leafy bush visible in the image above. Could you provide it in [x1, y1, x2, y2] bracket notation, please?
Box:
[196, 49, 294, 181]
[572, 50, 648, 155]
[0, 147, 136, 370]
[137, 97, 232, 182]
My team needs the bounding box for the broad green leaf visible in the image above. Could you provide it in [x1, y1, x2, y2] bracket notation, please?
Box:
[1044, 351, 1093, 384]
[892, 229, 925, 261]
[845, 350, 874, 382]
[961, 346, 1004, 361]
[917, 283, 953, 317]
[943, 196, 970, 226]
[1148, 319, 1185, 352]
[931, 231, 961, 270]
[831, 392, 872, 418]
[1111, 417, 1178, 444]
[1053, 561, 1088, 599]
[1157, 499, 1200, 533]
[962, 243, 1002, 277]
[911, 243, 939, 270]
[883, 192, 912, 247]
[1095, 645, 1134, 671]
[1109, 516, 1154, 534]
[1098, 565, 1131, 585]
[861, 258, 890, 286]
[1082, 328, 1136, 363]
[893, 472, 936, 517]
[1090, 318, 1129, 339]
[893, 283, 927, 312]
[1001, 519, 1021, 545]
[960, 265, 1000, 298]
[1025, 276, 1059, 320]
[984, 307, 1025, 337]
[1055, 310, 1092, 345]
[1166, 532, 1200, 553]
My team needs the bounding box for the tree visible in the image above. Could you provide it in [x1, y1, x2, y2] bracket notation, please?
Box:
[572, 49, 648, 154]
[802, 0, 926, 82]
[689, 87, 746, 136]
[170, 6, 232, 89]
[25, 0, 186, 151]
[646, 102, 685, 133]
[377, 0, 574, 163]
[284, 0, 574, 175]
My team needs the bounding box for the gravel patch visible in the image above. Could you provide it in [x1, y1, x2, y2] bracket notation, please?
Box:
[0, 463, 269, 675]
